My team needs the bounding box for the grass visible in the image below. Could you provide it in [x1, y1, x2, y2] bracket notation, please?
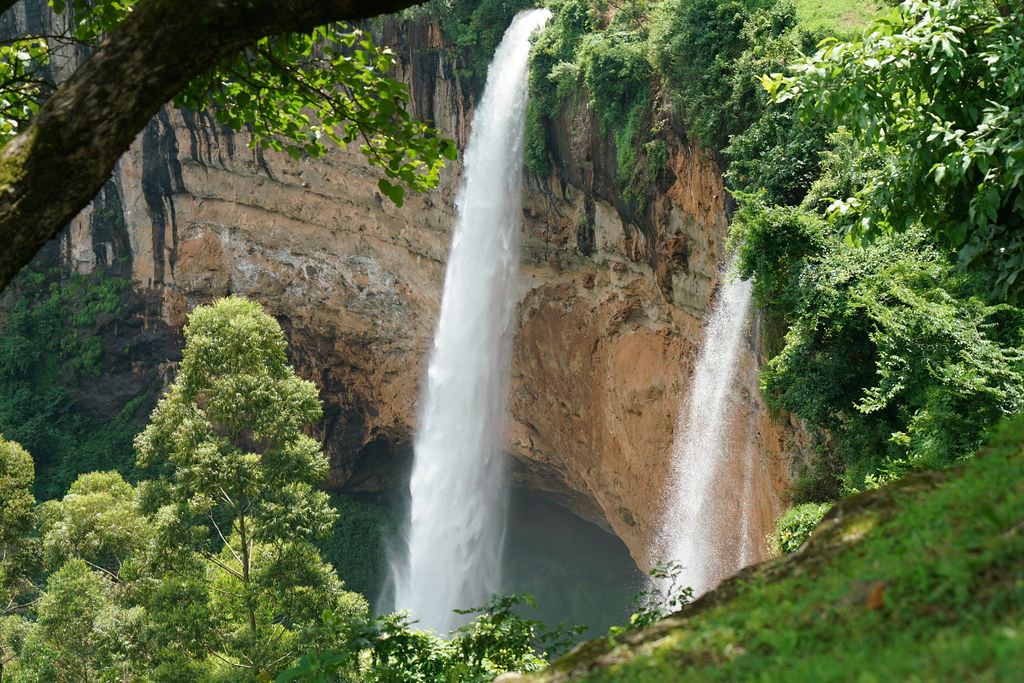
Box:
[790, 0, 892, 39]
[533, 413, 1024, 681]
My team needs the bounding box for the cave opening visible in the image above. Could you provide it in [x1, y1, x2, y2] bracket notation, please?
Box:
[322, 480, 644, 639]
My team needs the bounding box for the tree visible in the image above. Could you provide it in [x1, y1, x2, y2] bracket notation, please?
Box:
[0, 436, 36, 678]
[135, 296, 365, 677]
[0, 436, 34, 596]
[36, 470, 147, 581]
[0, 0, 448, 292]
[12, 557, 148, 682]
[763, 0, 1024, 299]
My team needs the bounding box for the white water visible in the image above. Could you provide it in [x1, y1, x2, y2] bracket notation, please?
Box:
[389, 9, 551, 634]
[656, 273, 755, 597]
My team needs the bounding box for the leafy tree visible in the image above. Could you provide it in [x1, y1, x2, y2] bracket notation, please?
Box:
[764, 0, 1024, 299]
[135, 296, 366, 678]
[734, 199, 1024, 492]
[6, 469, 190, 680]
[11, 558, 147, 682]
[0, 437, 34, 595]
[0, 0, 448, 292]
[36, 470, 147, 580]
[0, 436, 36, 678]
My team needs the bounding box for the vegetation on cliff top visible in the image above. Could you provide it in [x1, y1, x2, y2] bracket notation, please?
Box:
[733, 0, 1024, 500]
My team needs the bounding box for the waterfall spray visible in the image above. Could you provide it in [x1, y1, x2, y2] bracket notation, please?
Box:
[655, 273, 757, 597]
[389, 9, 552, 634]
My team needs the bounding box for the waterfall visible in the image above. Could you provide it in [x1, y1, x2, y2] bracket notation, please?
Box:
[389, 8, 552, 634]
[655, 273, 757, 597]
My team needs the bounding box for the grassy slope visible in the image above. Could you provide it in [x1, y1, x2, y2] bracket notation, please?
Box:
[524, 415, 1024, 681]
[790, 0, 890, 38]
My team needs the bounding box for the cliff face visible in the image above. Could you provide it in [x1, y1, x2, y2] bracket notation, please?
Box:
[55, 19, 795, 569]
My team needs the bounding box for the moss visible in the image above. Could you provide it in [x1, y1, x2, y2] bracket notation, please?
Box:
[0, 153, 27, 189]
[528, 414, 1024, 681]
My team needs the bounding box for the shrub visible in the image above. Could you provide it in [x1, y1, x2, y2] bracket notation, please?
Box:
[769, 501, 834, 555]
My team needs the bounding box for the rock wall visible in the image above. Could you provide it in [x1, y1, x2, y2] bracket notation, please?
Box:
[54, 18, 796, 570]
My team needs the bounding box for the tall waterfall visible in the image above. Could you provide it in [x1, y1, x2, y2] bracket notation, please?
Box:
[655, 273, 757, 597]
[389, 9, 551, 634]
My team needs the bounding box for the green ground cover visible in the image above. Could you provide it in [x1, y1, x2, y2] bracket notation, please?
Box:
[790, 0, 891, 38]
[537, 413, 1024, 681]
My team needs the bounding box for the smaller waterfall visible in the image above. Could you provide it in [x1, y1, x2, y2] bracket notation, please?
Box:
[656, 273, 757, 597]
[389, 9, 552, 635]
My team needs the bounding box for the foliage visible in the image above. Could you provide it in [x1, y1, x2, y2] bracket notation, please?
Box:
[0, 266, 141, 500]
[580, 29, 650, 132]
[135, 296, 362, 678]
[176, 26, 457, 207]
[403, 0, 537, 83]
[524, 0, 844, 208]
[0, 297, 375, 679]
[768, 502, 833, 555]
[578, 26, 661, 203]
[10, 558, 148, 682]
[719, 3, 833, 205]
[0, 37, 50, 141]
[315, 493, 395, 603]
[39, 0, 456, 207]
[615, 561, 694, 632]
[524, 0, 594, 175]
[540, 413, 1024, 681]
[525, 0, 667, 203]
[0, 435, 37, 659]
[36, 471, 147, 578]
[765, 0, 1024, 300]
[280, 593, 582, 682]
[735, 198, 1024, 491]
[648, 0, 769, 153]
[0, 437, 34, 564]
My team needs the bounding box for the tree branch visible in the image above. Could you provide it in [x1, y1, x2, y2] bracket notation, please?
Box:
[202, 549, 244, 581]
[0, 0, 426, 291]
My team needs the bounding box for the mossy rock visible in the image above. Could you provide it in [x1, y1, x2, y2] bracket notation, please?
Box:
[509, 415, 1024, 682]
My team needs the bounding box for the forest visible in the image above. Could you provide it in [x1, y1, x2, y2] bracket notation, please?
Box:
[1, 0, 1023, 680]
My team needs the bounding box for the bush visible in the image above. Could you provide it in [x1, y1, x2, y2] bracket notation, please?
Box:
[404, 0, 537, 85]
[648, 0, 765, 152]
[749, 226, 1024, 490]
[769, 502, 833, 555]
[281, 594, 581, 681]
[524, 0, 595, 175]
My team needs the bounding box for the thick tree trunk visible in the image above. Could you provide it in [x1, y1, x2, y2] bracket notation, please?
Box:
[0, 0, 424, 291]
